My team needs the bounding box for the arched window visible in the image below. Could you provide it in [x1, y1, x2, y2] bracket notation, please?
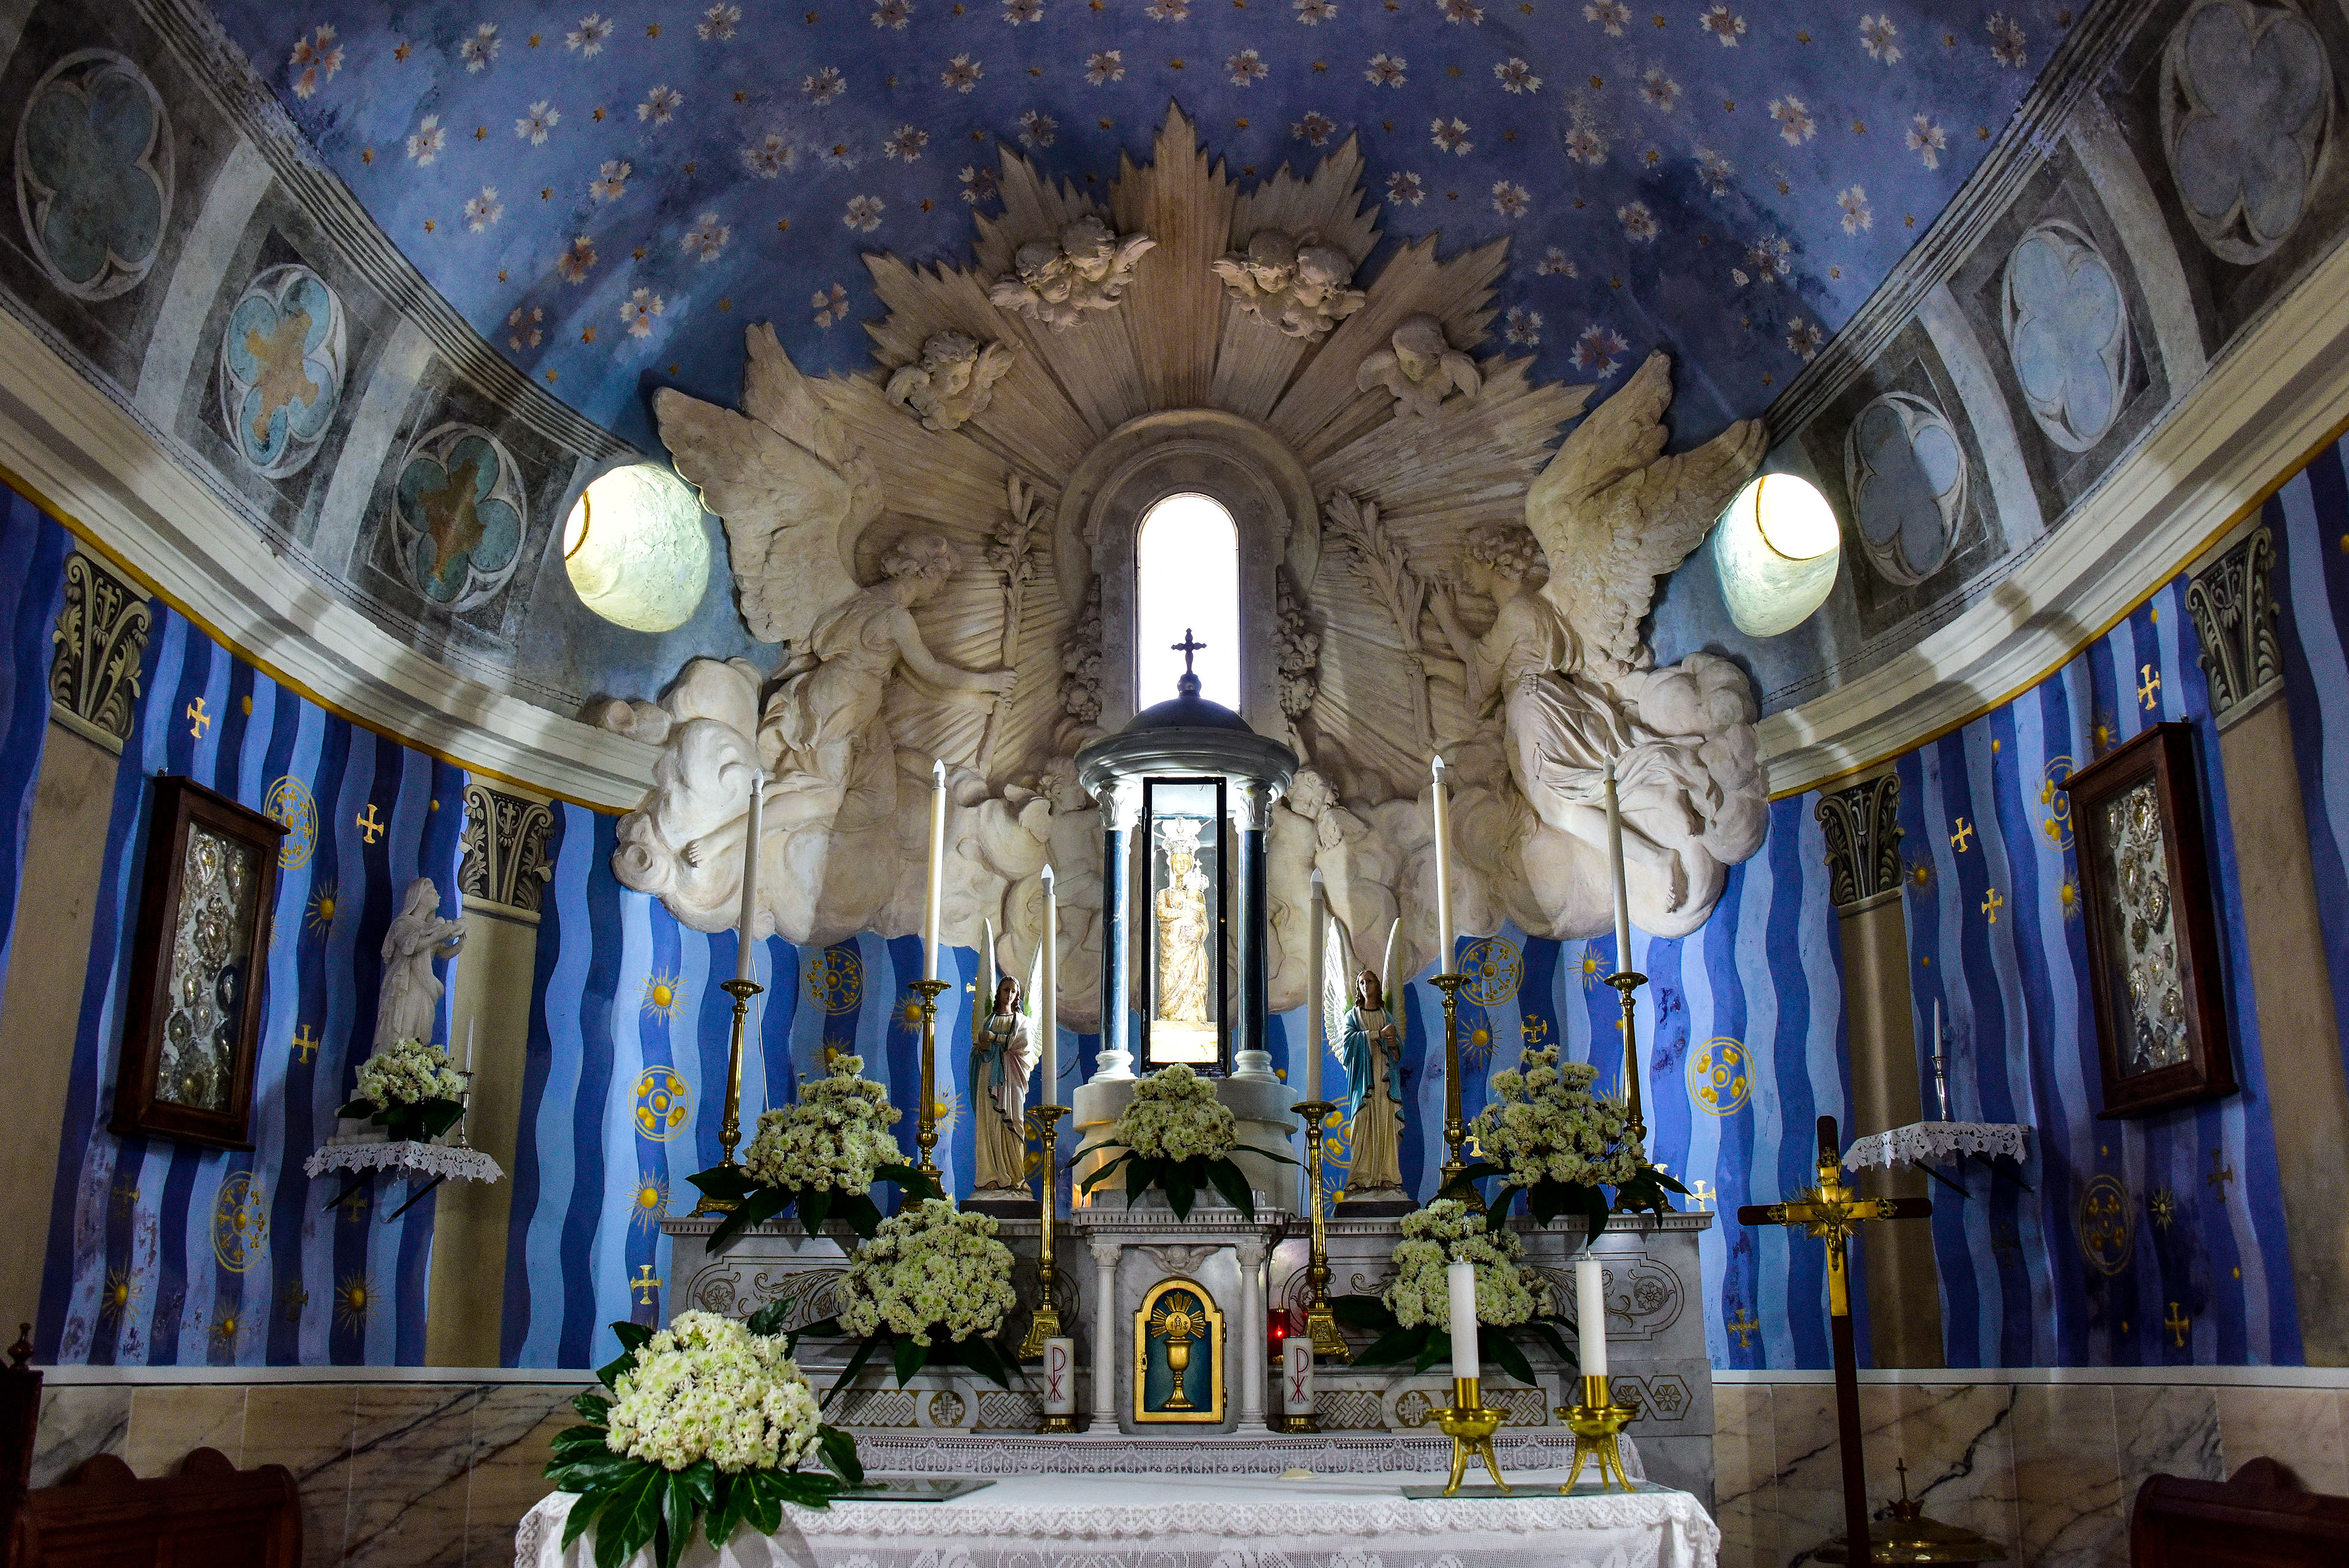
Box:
[1134, 492, 1240, 708]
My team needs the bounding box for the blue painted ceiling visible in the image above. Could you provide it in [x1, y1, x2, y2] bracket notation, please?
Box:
[206, 0, 2070, 452]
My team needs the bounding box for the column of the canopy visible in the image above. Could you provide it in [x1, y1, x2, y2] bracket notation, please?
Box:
[1233, 780, 1271, 1078]
[1096, 780, 1137, 1079]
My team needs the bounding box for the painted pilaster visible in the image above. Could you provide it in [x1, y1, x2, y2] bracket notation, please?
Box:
[1816, 771, 1945, 1369]
[0, 551, 147, 1331]
[423, 781, 554, 1367]
[2186, 525, 2349, 1363]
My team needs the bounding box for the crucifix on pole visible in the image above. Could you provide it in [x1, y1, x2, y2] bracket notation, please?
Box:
[1738, 1115, 1931, 1568]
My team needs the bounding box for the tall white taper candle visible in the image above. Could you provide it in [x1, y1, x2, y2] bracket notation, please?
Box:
[735, 773, 765, 984]
[1447, 1259, 1479, 1383]
[1041, 864, 1059, 1099]
[1576, 1253, 1608, 1378]
[1603, 754, 1632, 972]
[460, 1018, 475, 1076]
[1307, 869, 1326, 1104]
[922, 759, 947, 982]
[1431, 756, 1456, 970]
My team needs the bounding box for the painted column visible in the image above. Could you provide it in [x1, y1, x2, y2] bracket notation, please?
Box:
[1094, 781, 1136, 1079]
[1089, 1236, 1122, 1429]
[1816, 771, 1945, 1369]
[1235, 1235, 1268, 1430]
[2187, 525, 2349, 1362]
[1233, 781, 1272, 1079]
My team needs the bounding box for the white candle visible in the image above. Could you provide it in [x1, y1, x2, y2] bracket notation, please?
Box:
[1042, 1337, 1076, 1414]
[1282, 1337, 1315, 1416]
[1041, 864, 1058, 1101]
[735, 772, 765, 984]
[1431, 756, 1456, 971]
[1576, 1253, 1608, 1378]
[1446, 1258, 1479, 1383]
[459, 1018, 475, 1076]
[1306, 869, 1326, 1104]
[922, 759, 947, 982]
[1603, 754, 1632, 973]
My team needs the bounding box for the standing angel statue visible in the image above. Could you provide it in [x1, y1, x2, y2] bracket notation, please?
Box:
[970, 921, 1042, 1195]
[1325, 916, 1408, 1202]
[374, 877, 464, 1050]
[1425, 351, 1770, 937]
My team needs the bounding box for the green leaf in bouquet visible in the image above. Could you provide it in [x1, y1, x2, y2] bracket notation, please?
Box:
[1162, 1163, 1197, 1220]
[658, 1464, 711, 1568]
[334, 1098, 373, 1121]
[705, 1473, 744, 1556]
[562, 1476, 622, 1548]
[796, 1186, 835, 1241]
[1204, 1157, 1255, 1220]
[818, 1423, 865, 1487]
[891, 1333, 932, 1387]
[708, 1186, 793, 1255]
[1652, 1167, 1691, 1195]
[1077, 1149, 1134, 1192]
[768, 1471, 845, 1510]
[1329, 1294, 1398, 1332]
[547, 1452, 636, 1495]
[1481, 1183, 1521, 1232]
[741, 1470, 784, 1536]
[592, 1463, 663, 1568]
[595, 1321, 656, 1390]
[786, 1314, 843, 1359]
[1349, 1323, 1431, 1368]
[570, 1391, 614, 1424]
[1579, 1184, 1613, 1243]
[686, 1165, 758, 1203]
[417, 1097, 467, 1142]
[744, 1296, 799, 1339]
[1412, 1328, 1453, 1375]
[875, 1162, 940, 1202]
[822, 1331, 884, 1408]
[1487, 1327, 1536, 1389]
[957, 1332, 1013, 1389]
[836, 1193, 883, 1239]
[1521, 1318, 1577, 1369]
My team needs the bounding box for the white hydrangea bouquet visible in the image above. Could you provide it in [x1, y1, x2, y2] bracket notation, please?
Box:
[791, 1198, 1022, 1395]
[1453, 1046, 1687, 1238]
[548, 1304, 861, 1568]
[1330, 1198, 1577, 1386]
[1071, 1063, 1294, 1220]
[689, 1054, 938, 1255]
[336, 1038, 468, 1144]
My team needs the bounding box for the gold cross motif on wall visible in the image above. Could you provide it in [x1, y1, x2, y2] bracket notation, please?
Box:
[1690, 1180, 1715, 1212]
[1980, 888, 2003, 923]
[2207, 1149, 2235, 1198]
[631, 1264, 663, 1306]
[336, 1187, 370, 1221]
[1726, 1309, 1759, 1348]
[354, 804, 384, 844]
[2138, 665, 2161, 710]
[185, 698, 210, 738]
[291, 1025, 319, 1065]
[2165, 1302, 2190, 1347]
[1950, 817, 1973, 852]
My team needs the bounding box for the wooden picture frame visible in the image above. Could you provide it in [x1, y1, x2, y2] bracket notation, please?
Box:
[109, 776, 284, 1150]
[2061, 722, 2236, 1118]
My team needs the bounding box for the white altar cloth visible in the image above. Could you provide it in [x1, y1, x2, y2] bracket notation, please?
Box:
[516, 1471, 1720, 1568]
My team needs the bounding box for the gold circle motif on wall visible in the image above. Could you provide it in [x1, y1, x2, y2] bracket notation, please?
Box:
[264, 776, 317, 871]
[2077, 1173, 2132, 1276]
[808, 948, 863, 1014]
[212, 1172, 268, 1273]
[1686, 1038, 1753, 1116]
[2039, 756, 2076, 851]
[634, 1068, 690, 1142]
[1458, 938, 1522, 1006]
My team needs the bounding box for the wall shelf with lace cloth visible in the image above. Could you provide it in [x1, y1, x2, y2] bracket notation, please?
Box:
[1842, 1122, 2033, 1196]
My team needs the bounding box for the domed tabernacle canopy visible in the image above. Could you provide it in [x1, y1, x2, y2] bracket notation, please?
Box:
[1075, 634, 1295, 1086]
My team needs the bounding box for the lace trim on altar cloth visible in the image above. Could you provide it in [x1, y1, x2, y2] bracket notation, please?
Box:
[302, 1140, 505, 1184]
[839, 1431, 1642, 1479]
[1842, 1121, 2030, 1172]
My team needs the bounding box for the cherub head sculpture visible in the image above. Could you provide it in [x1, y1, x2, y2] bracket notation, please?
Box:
[1357, 313, 1483, 418]
[885, 331, 1017, 433]
[989, 214, 1157, 330]
[1212, 228, 1368, 343]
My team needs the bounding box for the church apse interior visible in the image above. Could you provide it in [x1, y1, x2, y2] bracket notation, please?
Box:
[4, 0, 2349, 1561]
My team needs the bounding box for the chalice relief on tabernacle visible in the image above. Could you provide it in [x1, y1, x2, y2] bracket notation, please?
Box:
[1151, 815, 1218, 1065]
[1135, 1279, 1226, 1422]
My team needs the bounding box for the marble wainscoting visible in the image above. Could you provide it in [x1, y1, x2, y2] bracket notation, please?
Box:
[29, 1376, 590, 1568]
[1713, 1373, 2349, 1568]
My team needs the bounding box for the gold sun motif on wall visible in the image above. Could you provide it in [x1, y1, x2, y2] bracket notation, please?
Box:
[306, 883, 339, 932]
[1578, 946, 1605, 988]
[335, 1272, 377, 1331]
[631, 1171, 671, 1232]
[99, 1268, 140, 1323]
[641, 970, 686, 1020]
[210, 1310, 244, 1348]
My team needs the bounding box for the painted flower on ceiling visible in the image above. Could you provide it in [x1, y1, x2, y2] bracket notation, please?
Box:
[220, 265, 349, 478]
[392, 424, 527, 609]
[15, 51, 173, 302]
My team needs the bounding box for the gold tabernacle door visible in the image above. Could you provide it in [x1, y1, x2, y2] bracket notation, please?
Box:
[1133, 1277, 1226, 1423]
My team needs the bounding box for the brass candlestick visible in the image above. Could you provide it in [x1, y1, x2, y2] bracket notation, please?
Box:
[688, 977, 765, 1216]
[1290, 1099, 1350, 1361]
[1434, 1376, 1509, 1495]
[1431, 973, 1480, 1209]
[1019, 1106, 1067, 1354]
[1606, 970, 1648, 1144]
[911, 978, 950, 1180]
[1557, 1373, 1639, 1493]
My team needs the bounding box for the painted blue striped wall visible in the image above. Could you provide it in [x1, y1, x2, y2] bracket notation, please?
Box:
[32, 592, 465, 1367]
[2275, 439, 2349, 1107]
[0, 496, 67, 1014]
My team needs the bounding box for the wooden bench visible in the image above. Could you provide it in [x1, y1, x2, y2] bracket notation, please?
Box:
[0, 1326, 302, 1568]
[2132, 1456, 2349, 1566]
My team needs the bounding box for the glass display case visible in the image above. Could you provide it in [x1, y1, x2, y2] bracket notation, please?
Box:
[1142, 777, 1227, 1070]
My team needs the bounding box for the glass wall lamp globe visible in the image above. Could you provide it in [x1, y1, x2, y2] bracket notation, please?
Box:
[1713, 472, 1841, 638]
[563, 463, 713, 633]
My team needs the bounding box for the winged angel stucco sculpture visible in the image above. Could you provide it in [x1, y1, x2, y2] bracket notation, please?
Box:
[598, 108, 1767, 1031]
